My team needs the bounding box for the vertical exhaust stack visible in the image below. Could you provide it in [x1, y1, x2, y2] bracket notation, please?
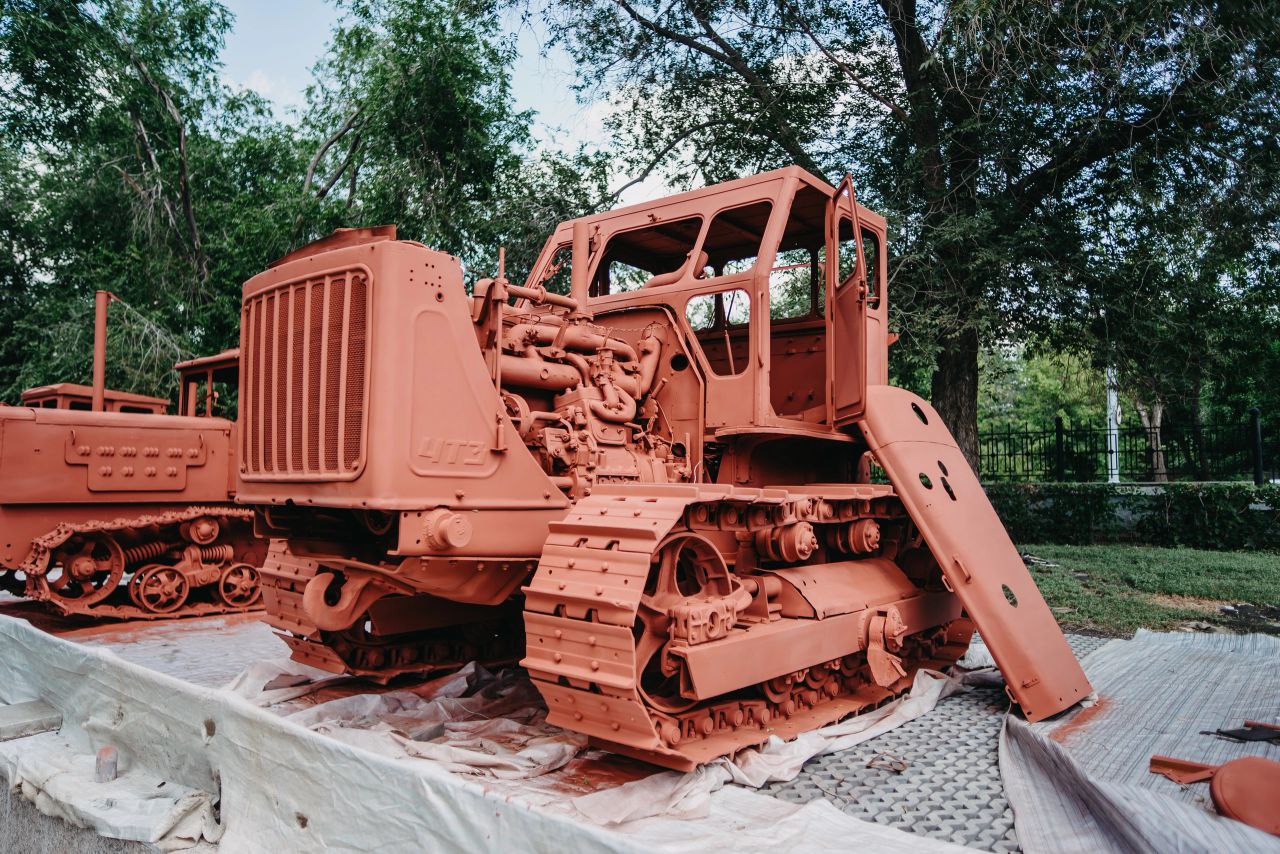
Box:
[91, 290, 109, 412]
[569, 220, 592, 320]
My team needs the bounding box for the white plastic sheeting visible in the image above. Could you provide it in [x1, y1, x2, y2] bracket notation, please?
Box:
[0, 730, 218, 850]
[227, 653, 973, 841]
[0, 614, 970, 852]
[1001, 630, 1280, 853]
[1001, 717, 1279, 854]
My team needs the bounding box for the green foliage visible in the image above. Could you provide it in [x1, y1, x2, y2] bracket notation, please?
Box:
[0, 0, 300, 398]
[978, 346, 1106, 432]
[0, 0, 610, 402]
[542, 0, 1280, 454]
[988, 482, 1280, 551]
[293, 0, 611, 281]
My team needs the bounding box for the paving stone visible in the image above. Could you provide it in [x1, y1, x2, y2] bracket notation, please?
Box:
[759, 634, 1108, 852]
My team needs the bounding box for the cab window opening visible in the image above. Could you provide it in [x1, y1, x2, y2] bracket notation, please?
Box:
[589, 216, 703, 296]
[862, 229, 881, 307]
[769, 246, 825, 321]
[769, 183, 833, 422]
[685, 289, 750, 376]
[701, 201, 773, 279]
[535, 243, 573, 295]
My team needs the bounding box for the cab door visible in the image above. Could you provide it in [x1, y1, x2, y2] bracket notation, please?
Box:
[825, 174, 868, 427]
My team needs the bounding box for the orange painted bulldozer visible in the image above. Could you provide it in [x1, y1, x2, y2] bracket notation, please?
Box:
[238, 167, 1090, 770]
[0, 293, 265, 619]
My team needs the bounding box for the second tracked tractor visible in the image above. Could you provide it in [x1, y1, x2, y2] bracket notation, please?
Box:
[238, 167, 1091, 770]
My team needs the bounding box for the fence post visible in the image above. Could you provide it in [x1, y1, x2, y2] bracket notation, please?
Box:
[1054, 416, 1065, 481]
[1250, 407, 1265, 486]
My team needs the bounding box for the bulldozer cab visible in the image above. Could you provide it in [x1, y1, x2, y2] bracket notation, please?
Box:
[525, 166, 888, 438]
[174, 348, 239, 418]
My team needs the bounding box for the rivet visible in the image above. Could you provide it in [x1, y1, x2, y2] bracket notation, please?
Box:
[595, 586, 603, 595]
[588, 635, 596, 645]
[553, 653, 563, 663]
[610, 722, 620, 731]
[558, 583, 566, 590]
[554, 629, 563, 639]
[590, 660, 599, 671]
[600, 562, 609, 571]
[573, 712, 583, 721]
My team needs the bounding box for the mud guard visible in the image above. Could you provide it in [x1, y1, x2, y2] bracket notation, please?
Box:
[858, 386, 1091, 721]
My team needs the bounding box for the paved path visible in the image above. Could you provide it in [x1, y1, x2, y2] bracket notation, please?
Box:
[763, 635, 1111, 852]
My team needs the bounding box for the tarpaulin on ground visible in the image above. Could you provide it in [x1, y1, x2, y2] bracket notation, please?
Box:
[1000, 630, 1280, 853]
[0, 614, 969, 852]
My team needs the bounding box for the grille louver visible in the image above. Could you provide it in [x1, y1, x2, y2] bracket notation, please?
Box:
[240, 267, 369, 481]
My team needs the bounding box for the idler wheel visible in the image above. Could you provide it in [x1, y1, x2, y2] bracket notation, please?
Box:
[134, 565, 190, 614]
[634, 532, 735, 714]
[217, 562, 262, 607]
[45, 534, 125, 606]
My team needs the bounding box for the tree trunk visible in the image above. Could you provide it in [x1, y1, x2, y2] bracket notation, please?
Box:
[1136, 400, 1168, 482]
[931, 326, 981, 472]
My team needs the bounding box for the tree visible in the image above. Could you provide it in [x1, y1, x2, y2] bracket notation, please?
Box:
[540, 0, 1280, 466]
[0, 0, 614, 401]
[0, 0, 311, 397]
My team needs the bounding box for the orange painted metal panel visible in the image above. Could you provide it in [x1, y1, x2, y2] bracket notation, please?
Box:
[858, 385, 1092, 721]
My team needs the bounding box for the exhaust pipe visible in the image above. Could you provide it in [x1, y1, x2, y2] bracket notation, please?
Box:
[91, 290, 109, 412]
[570, 220, 592, 320]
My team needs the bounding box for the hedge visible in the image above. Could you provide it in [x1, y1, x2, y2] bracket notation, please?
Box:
[984, 482, 1280, 551]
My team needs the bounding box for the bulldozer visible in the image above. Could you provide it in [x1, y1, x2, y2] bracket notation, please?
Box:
[238, 167, 1091, 770]
[0, 292, 265, 619]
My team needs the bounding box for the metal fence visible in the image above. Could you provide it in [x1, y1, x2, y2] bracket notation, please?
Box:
[978, 411, 1277, 483]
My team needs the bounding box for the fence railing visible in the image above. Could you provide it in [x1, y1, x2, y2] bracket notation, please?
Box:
[978, 411, 1276, 483]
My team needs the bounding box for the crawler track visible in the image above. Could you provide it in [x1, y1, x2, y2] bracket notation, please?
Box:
[258, 542, 523, 681]
[522, 487, 973, 770]
[10, 507, 264, 621]
[255, 485, 975, 770]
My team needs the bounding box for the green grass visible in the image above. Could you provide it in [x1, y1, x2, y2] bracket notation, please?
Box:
[1020, 543, 1280, 637]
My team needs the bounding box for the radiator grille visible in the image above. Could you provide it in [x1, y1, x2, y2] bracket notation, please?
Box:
[241, 267, 370, 480]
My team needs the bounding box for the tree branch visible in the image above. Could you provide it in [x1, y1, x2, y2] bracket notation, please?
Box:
[606, 118, 737, 203]
[611, 0, 822, 174]
[788, 10, 909, 123]
[317, 133, 363, 200]
[877, 0, 945, 204]
[1012, 58, 1221, 208]
[303, 106, 365, 198]
[128, 115, 181, 233]
[124, 49, 208, 288]
[684, 4, 823, 173]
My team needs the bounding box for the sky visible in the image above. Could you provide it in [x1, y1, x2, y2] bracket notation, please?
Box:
[218, 1, 607, 149]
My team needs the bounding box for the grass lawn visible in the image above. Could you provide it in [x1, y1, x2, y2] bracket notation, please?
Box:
[1020, 543, 1280, 637]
